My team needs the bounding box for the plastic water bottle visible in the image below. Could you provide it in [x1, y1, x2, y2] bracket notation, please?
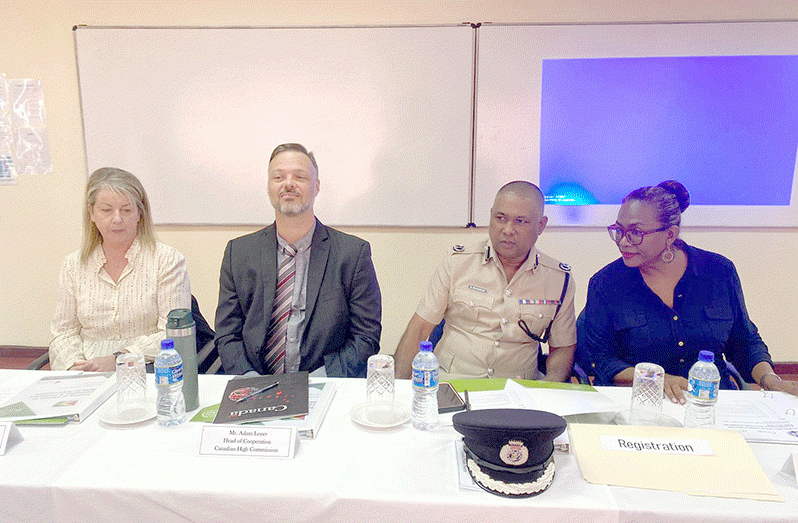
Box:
[155, 339, 186, 426]
[411, 340, 439, 430]
[683, 350, 720, 428]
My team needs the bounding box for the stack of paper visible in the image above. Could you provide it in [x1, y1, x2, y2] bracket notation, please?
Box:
[446, 379, 622, 451]
[192, 380, 336, 439]
[715, 391, 798, 445]
[0, 373, 116, 424]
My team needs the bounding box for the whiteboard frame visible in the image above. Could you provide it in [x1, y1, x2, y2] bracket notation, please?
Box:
[75, 24, 476, 226]
[473, 20, 798, 228]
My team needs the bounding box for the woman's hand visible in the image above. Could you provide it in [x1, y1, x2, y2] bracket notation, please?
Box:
[764, 374, 798, 397]
[775, 380, 798, 396]
[70, 354, 117, 372]
[663, 373, 688, 404]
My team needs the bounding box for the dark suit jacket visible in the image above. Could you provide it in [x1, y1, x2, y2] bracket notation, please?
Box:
[215, 220, 381, 377]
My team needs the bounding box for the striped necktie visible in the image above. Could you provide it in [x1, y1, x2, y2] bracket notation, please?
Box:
[264, 243, 297, 374]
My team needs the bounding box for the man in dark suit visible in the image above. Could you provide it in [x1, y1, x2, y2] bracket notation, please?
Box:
[215, 143, 381, 377]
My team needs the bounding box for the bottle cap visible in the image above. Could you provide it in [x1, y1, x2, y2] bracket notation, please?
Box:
[161, 339, 175, 351]
[166, 308, 195, 330]
[698, 350, 714, 363]
[419, 340, 433, 352]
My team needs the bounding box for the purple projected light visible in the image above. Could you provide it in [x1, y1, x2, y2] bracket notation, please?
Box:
[540, 55, 798, 205]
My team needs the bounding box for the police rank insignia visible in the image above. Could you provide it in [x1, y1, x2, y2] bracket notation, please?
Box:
[500, 440, 529, 466]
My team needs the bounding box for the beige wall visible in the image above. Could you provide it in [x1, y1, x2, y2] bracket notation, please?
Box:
[2, 1, 797, 362]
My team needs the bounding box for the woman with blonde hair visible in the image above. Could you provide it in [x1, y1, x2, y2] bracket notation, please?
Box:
[49, 167, 190, 371]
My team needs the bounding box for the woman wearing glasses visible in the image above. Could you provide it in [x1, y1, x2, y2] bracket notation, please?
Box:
[583, 180, 797, 402]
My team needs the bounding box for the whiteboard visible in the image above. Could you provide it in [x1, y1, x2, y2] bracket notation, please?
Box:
[474, 21, 798, 227]
[75, 26, 475, 226]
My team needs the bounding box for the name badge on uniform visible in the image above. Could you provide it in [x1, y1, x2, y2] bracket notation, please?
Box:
[519, 299, 560, 305]
[469, 285, 487, 293]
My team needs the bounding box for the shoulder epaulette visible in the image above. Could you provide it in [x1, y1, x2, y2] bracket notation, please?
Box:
[451, 243, 484, 256]
[536, 251, 571, 272]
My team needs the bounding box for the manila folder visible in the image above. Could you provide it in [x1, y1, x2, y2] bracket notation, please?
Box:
[569, 423, 783, 502]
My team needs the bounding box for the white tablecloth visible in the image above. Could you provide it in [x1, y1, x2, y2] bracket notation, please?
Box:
[1, 370, 796, 523]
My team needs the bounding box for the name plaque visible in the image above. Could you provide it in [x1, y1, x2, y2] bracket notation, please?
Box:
[199, 425, 297, 459]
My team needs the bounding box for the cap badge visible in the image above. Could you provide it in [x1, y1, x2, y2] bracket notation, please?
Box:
[499, 439, 529, 466]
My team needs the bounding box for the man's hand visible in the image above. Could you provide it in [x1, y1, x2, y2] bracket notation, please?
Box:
[394, 313, 436, 379]
[541, 344, 575, 382]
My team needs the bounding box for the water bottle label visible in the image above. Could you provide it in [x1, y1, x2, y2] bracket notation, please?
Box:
[687, 376, 718, 400]
[412, 368, 438, 388]
[156, 363, 184, 385]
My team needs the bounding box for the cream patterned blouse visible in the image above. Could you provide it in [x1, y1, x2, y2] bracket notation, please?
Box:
[49, 239, 191, 370]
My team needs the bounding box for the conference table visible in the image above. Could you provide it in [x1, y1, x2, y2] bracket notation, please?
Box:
[1, 369, 796, 523]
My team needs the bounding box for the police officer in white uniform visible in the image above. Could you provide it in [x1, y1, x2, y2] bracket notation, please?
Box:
[394, 181, 576, 381]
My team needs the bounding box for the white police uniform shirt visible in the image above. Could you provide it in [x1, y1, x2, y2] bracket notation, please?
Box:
[416, 239, 576, 380]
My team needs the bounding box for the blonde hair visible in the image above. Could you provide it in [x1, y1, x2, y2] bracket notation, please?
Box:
[80, 167, 156, 263]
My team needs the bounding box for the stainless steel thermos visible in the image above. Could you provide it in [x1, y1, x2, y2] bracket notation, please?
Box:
[165, 309, 199, 411]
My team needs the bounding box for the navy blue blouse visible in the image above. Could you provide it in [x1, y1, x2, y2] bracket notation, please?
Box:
[583, 244, 772, 389]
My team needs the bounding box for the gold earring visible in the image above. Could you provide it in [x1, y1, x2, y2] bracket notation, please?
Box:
[661, 246, 675, 263]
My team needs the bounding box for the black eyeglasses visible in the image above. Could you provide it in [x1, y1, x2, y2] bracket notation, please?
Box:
[607, 224, 669, 246]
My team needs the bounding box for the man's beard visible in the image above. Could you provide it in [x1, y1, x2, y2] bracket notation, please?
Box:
[275, 199, 311, 217]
